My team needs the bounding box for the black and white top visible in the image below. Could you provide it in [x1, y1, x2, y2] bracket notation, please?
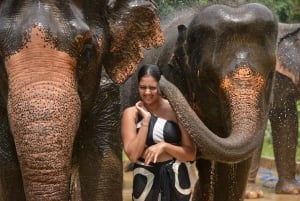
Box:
[137, 114, 182, 146]
[133, 114, 192, 201]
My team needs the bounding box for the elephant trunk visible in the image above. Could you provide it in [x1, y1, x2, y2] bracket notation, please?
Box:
[159, 66, 266, 163]
[7, 80, 81, 200]
[5, 42, 81, 200]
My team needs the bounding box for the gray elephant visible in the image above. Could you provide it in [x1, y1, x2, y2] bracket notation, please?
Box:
[122, 3, 278, 201]
[245, 23, 300, 198]
[0, 0, 164, 201]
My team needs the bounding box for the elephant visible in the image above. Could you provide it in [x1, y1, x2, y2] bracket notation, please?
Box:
[121, 3, 278, 201]
[245, 23, 300, 198]
[0, 0, 164, 201]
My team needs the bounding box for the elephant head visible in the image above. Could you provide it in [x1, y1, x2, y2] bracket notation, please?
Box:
[158, 3, 278, 163]
[0, 0, 163, 200]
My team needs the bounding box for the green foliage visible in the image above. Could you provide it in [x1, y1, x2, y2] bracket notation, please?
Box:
[153, 0, 200, 17]
[154, 0, 300, 23]
[198, 0, 209, 6]
[262, 121, 274, 158]
[249, 0, 298, 22]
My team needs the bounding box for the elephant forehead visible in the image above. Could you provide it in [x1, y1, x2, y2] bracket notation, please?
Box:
[6, 26, 77, 64]
[5, 27, 79, 86]
[0, 2, 94, 58]
[193, 3, 275, 27]
[1, 1, 90, 32]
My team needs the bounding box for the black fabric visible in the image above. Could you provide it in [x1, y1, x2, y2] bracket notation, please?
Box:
[137, 113, 181, 147]
[158, 160, 174, 201]
[147, 114, 156, 146]
[162, 120, 181, 145]
[132, 160, 191, 201]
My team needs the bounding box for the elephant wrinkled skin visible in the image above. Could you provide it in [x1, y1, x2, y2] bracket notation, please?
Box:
[246, 23, 300, 198]
[0, 0, 163, 201]
[122, 3, 278, 201]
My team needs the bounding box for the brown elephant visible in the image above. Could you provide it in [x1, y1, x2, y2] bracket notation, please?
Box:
[245, 23, 300, 198]
[122, 3, 279, 201]
[0, 0, 163, 201]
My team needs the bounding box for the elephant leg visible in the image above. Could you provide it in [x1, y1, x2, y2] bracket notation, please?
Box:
[214, 159, 252, 201]
[78, 142, 122, 201]
[244, 127, 265, 198]
[0, 103, 25, 201]
[192, 159, 213, 201]
[269, 96, 300, 194]
[193, 158, 252, 201]
[76, 79, 123, 201]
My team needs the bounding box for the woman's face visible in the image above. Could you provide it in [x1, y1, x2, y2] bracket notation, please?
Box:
[138, 75, 159, 106]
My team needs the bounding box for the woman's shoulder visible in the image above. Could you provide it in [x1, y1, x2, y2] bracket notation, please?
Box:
[162, 98, 175, 112]
[122, 106, 138, 120]
[161, 98, 178, 122]
[123, 105, 137, 115]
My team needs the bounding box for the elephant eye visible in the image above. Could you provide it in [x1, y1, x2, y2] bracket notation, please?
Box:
[82, 43, 93, 57]
[77, 42, 97, 79]
[79, 43, 95, 65]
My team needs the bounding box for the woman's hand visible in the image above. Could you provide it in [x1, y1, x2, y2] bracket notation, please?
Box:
[143, 142, 165, 166]
[135, 101, 151, 120]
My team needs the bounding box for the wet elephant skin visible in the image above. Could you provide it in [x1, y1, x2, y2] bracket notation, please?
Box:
[0, 0, 164, 201]
[122, 3, 278, 201]
[246, 23, 300, 198]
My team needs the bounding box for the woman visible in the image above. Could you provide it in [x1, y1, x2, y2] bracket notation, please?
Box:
[121, 64, 196, 201]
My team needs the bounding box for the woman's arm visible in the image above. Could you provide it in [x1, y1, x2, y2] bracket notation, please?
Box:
[143, 121, 196, 165]
[121, 104, 151, 163]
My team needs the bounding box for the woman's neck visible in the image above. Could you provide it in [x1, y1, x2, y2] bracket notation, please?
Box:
[144, 97, 164, 115]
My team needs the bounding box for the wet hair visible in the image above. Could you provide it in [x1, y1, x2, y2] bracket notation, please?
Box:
[137, 64, 161, 83]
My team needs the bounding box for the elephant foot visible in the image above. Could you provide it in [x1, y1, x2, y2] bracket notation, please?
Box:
[244, 182, 264, 199]
[275, 179, 300, 194]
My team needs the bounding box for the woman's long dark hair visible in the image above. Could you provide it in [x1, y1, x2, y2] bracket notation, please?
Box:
[137, 64, 161, 83]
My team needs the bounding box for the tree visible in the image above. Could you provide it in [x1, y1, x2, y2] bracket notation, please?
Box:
[154, 0, 300, 23]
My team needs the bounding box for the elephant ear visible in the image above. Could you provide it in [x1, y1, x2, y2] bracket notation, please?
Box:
[159, 24, 193, 100]
[104, 0, 164, 83]
[276, 23, 300, 84]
